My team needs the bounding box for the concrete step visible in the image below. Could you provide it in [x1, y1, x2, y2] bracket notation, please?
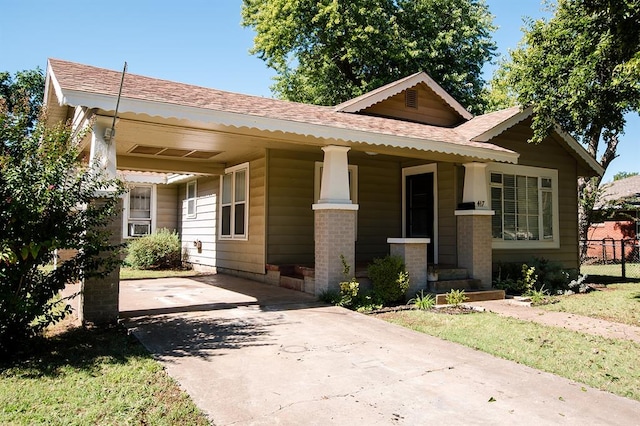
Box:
[435, 289, 505, 305]
[429, 279, 482, 293]
[436, 267, 470, 281]
[280, 275, 304, 291]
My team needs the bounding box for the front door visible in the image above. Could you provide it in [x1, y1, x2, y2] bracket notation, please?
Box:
[405, 172, 435, 263]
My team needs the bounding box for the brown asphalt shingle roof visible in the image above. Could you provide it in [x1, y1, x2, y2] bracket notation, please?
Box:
[599, 175, 640, 205]
[48, 58, 518, 154]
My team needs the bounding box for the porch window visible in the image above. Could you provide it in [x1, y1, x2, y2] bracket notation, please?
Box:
[126, 185, 154, 237]
[220, 163, 249, 240]
[186, 180, 197, 218]
[489, 164, 559, 249]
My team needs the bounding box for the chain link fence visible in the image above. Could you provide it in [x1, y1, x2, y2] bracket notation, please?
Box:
[581, 239, 640, 279]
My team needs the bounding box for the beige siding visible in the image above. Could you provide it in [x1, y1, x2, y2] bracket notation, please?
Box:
[156, 185, 178, 231]
[491, 119, 580, 270]
[362, 84, 463, 127]
[180, 176, 219, 267]
[216, 157, 266, 274]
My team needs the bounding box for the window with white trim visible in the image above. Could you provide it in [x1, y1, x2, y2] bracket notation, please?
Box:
[126, 185, 154, 237]
[489, 164, 559, 248]
[186, 180, 197, 218]
[220, 163, 249, 239]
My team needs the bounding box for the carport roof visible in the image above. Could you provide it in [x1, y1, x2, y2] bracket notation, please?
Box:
[46, 58, 523, 163]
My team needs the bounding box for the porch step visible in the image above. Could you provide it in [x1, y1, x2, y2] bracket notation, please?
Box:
[429, 278, 481, 293]
[279, 275, 304, 291]
[435, 289, 505, 305]
[436, 267, 470, 281]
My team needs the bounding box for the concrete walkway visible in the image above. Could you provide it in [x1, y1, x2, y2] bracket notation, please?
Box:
[120, 276, 640, 425]
[467, 299, 640, 344]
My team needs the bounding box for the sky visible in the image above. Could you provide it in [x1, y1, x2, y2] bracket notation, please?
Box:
[2, 0, 637, 182]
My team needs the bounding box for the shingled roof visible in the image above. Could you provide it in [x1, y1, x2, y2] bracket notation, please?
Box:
[599, 175, 640, 206]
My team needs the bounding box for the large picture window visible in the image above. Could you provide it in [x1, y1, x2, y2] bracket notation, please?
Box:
[488, 164, 559, 249]
[220, 163, 249, 240]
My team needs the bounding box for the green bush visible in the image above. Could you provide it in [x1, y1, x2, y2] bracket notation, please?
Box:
[493, 258, 580, 295]
[125, 229, 182, 270]
[367, 255, 410, 305]
[445, 289, 468, 305]
[407, 290, 436, 310]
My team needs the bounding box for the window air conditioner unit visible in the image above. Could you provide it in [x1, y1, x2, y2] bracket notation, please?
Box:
[129, 222, 151, 237]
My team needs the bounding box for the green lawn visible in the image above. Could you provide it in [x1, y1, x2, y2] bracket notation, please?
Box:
[581, 263, 640, 279]
[543, 283, 640, 327]
[378, 310, 640, 401]
[0, 322, 210, 425]
[120, 267, 202, 280]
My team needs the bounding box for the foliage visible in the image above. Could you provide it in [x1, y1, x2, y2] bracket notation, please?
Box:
[488, 0, 640, 244]
[329, 255, 383, 311]
[525, 286, 548, 306]
[613, 171, 639, 181]
[0, 68, 44, 131]
[444, 289, 467, 305]
[242, 0, 497, 113]
[494, 258, 583, 295]
[0, 83, 124, 352]
[367, 255, 410, 305]
[407, 290, 436, 310]
[124, 229, 182, 270]
[0, 322, 209, 424]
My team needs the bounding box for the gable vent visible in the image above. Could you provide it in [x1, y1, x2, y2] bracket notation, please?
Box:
[405, 89, 418, 108]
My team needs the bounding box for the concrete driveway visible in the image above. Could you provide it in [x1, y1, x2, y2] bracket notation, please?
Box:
[120, 275, 640, 425]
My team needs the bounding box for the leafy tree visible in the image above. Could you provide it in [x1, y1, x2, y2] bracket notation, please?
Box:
[613, 171, 639, 181]
[487, 0, 640, 249]
[0, 68, 44, 131]
[242, 0, 497, 113]
[0, 73, 123, 354]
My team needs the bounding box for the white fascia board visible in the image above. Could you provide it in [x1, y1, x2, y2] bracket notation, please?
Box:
[336, 72, 473, 120]
[46, 62, 66, 107]
[553, 125, 604, 176]
[472, 106, 533, 142]
[59, 88, 519, 164]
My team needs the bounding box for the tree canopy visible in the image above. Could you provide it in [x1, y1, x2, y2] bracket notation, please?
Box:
[487, 0, 640, 246]
[0, 68, 44, 131]
[242, 0, 497, 113]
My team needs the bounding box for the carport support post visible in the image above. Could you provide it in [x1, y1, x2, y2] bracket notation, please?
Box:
[78, 117, 122, 325]
[313, 146, 359, 295]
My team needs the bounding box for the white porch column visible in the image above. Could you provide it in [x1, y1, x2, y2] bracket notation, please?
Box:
[89, 117, 118, 179]
[79, 116, 121, 325]
[313, 145, 358, 295]
[462, 162, 489, 210]
[318, 145, 351, 204]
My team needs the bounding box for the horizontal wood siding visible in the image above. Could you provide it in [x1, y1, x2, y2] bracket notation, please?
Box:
[491, 119, 580, 270]
[437, 162, 457, 266]
[363, 84, 462, 126]
[266, 150, 319, 265]
[156, 185, 178, 231]
[354, 157, 402, 262]
[217, 157, 266, 274]
[180, 177, 218, 267]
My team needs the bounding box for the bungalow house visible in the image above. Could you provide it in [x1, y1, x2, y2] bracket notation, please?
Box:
[43, 58, 602, 324]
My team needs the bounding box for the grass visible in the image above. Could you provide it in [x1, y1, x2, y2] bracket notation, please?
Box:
[378, 310, 640, 401]
[0, 319, 210, 425]
[120, 267, 201, 280]
[543, 283, 640, 327]
[581, 263, 640, 279]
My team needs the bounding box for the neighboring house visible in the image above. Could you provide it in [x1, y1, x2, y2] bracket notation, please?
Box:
[586, 175, 640, 261]
[43, 58, 603, 312]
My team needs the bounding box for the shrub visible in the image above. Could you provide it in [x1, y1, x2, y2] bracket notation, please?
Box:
[445, 289, 468, 305]
[407, 290, 436, 310]
[367, 255, 410, 305]
[125, 229, 181, 270]
[494, 258, 582, 295]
